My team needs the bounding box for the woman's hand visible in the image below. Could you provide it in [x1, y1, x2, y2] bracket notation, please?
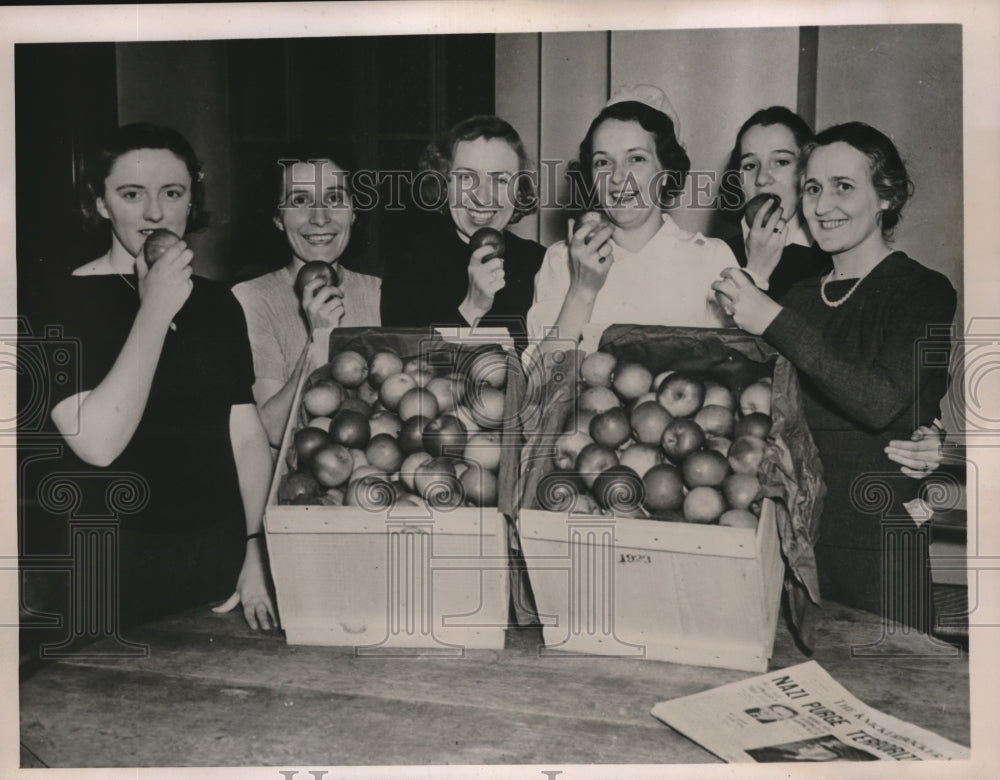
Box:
[566, 216, 615, 300]
[885, 425, 944, 479]
[212, 539, 279, 630]
[135, 238, 194, 328]
[711, 267, 783, 335]
[301, 277, 345, 332]
[744, 202, 788, 282]
[460, 244, 506, 322]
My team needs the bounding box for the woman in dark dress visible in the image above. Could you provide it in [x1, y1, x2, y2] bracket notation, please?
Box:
[379, 115, 545, 349]
[43, 123, 277, 636]
[723, 107, 946, 477]
[713, 122, 957, 630]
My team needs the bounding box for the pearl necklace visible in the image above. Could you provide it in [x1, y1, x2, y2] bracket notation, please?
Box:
[820, 271, 864, 308]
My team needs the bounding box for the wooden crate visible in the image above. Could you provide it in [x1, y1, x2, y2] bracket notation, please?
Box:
[518, 499, 783, 672]
[265, 504, 510, 652]
[264, 328, 515, 652]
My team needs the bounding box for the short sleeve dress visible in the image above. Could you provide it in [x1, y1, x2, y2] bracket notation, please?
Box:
[26, 270, 257, 636]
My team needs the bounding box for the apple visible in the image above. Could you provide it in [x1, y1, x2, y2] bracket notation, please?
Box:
[329, 350, 368, 388]
[345, 472, 396, 510]
[642, 463, 686, 515]
[660, 418, 706, 464]
[589, 406, 631, 449]
[356, 381, 379, 406]
[367, 350, 404, 388]
[467, 349, 509, 390]
[468, 385, 506, 429]
[722, 473, 762, 510]
[565, 408, 598, 435]
[293, 426, 329, 468]
[399, 451, 433, 492]
[580, 351, 617, 387]
[733, 412, 772, 439]
[328, 409, 371, 449]
[306, 415, 332, 432]
[705, 435, 732, 457]
[618, 442, 663, 478]
[611, 362, 653, 401]
[629, 401, 672, 444]
[719, 508, 759, 529]
[398, 415, 430, 454]
[702, 380, 736, 411]
[302, 380, 343, 418]
[365, 433, 404, 473]
[743, 192, 782, 228]
[143, 228, 181, 266]
[728, 435, 767, 474]
[311, 443, 354, 488]
[379, 372, 418, 411]
[294, 260, 339, 298]
[452, 403, 482, 433]
[682, 449, 731, 488]
[415, 457, 461, 509]
[656, 372, 706, 418]
[398, 386, 439, 422]
[468, 226, 506, 260]
[282, 471, 321, 503]
[463, 432, 502, 472]
[460, 463, 499, 507]
[425, 376, 459, 413]
[348, 448, 368, 471]
[694, 404, 735, 438]
[653, 370, 675, 391]
[574, 443, 619, 488]
[592, 465, 644, 516]
[536, 468, 587, 512]
[369, 410, 402, 438]
[579, 385, 621, 414]
[339, 397, 373, 418]
[683, 486, 726, 524]
[319, 487, 345, 506]
[423, 413, 468, 458]
[556, 428, 594, 470]
[739, 381, 772, 417]
[628, 392, 658, 411]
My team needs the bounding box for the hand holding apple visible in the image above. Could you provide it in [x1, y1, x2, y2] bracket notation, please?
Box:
[566, 215, 615, 300]
[743, 193, 787, 282]
[711, 268, 782, 336]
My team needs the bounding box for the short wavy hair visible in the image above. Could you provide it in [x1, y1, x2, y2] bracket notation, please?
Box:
[417, 115, 538, 223]
[572, 100, 690, 210]
[800, 121, 914, 239]
[719, 106, 814, 217]
[78, 122, 209, 232]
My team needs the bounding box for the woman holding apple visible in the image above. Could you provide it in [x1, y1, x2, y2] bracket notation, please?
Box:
[527, 89, 754, 353]
[379, 114, 546, 350]
[711, 122, 957, 629]
[722, 107, 947, 479]
[42, 123, 277, 637]
[232, 145, 381, 446]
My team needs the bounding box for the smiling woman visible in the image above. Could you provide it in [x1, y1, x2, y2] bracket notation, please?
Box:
[35, 123, 279, 642]
[379, 114, 545, 350]
[231, 147, 382, 446]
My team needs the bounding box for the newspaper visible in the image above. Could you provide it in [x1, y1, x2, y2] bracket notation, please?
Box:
[651, 661, 969, 763]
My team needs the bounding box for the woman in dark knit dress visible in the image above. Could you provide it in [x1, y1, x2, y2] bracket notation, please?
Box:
[713, 122, 957, 630]
[379, 115, 545, 349]
[39, 123, 278, 640]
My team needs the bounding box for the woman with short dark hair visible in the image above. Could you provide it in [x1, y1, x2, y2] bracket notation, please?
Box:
[43, 122, 278, 636]
[712, 122, 957, 629]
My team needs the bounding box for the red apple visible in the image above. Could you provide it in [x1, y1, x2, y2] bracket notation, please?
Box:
[282, 471, 321, 503]
[415, 457, 461, 509]
[702, 380, 736, 411]
[369, 410, 402, 439]
[294, 260, 339, 298]
[311, 443, 354, 488]
[683, 486, 726, 523]
[733, 412, 772, 439]
[329, 350, 368, 388]
[612, 362, 653, 401]
[293, 426, 330, 468]
[398, 415, 430, 454]
[379, 372, 418, 411]
[580, 351, 616, 387]
[365, 433, 404, 474]
[328, 409, 371, 449]
[642, 463, 686, 515]
[589, 406, 631, 449]
[536, 468, 586, 512]
[367, 350, 404, 388]
[302, 380, 343, 418]
[425, 375, 459, 413]
[579, 385, 621, 414]
[630, 400, 672, 445]
[719, 508, 760, 529]
[682, 449, 731, 488]
[722, 473, 762, 510]
[739, 381, 772, 417]
[660, 418, 706, 464]
[468, 385, 506, 429]
[463, 432, 502, 472]
[460, 463, 499, 507]
[575, 443, 619, 488]
[423, 413, 468, 458]
[694, 404, 735, 438]
[399, 451, 433, 492]
[618, 442, 663, 478]
[467, 349, 509, 390]
[556, 429, 594, 469]
[728, 435, 767, 474]
[398, 386, 439, 422]
[592, 465, 644, 516]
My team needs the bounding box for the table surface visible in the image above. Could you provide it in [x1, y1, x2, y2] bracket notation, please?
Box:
[19, 602, 969, 768]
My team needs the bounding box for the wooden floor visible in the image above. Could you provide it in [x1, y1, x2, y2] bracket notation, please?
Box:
[19, 602, 969, 768]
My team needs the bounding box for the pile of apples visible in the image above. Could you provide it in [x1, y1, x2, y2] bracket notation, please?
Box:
[537, 351, 774, 528]
[279, 346, 511, 510]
